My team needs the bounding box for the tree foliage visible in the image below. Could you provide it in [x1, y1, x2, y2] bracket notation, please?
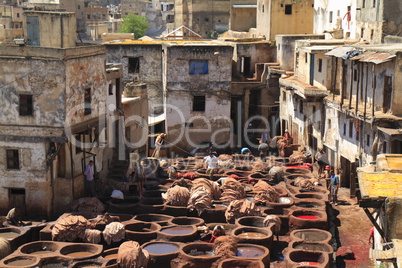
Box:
[120, 14, 149, 39]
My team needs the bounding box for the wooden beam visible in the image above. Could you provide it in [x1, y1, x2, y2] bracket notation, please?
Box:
[363, 207, 385, 238]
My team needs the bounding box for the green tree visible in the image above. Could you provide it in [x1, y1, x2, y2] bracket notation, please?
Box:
[120, 14, 149, 39]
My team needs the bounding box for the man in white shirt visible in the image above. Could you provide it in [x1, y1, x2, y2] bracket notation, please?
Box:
[204, 152, 218, 180]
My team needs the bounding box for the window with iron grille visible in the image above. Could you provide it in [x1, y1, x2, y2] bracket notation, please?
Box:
[6, 149, 19, 170]
[285, 5, 292, 15]
[193, 95, 206, 112]
[19, 94, 33, 116]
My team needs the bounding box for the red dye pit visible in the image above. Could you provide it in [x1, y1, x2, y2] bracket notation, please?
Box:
[299, 261, 320, 265]
[297, 215, 319, 220]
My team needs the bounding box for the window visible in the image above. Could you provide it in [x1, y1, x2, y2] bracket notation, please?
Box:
[285, 5, 292, 15]
[282, 91, 286, 102]
[17, 13, 20, 18]
[373, 0, 376, 7]
[383, 141, 387, 153]
[370, 29, 374, 40]
[6, 149, 19, 170]
[354, 69, 358, 81]
[192, 95, 206, 112]
[312, 106, 316, 121]
[305, 53, 308, 63]
[349, 121, 353, 138]
[343, 123, 346, 136]
[299, 100, 303, 114]
[84, 87, 91, 115]
[87, 14, 90, 19]
[262, 4, 264, 13]
[19, 94, 33, 116]
[78, 5, 80, 9]
[328, 119, 332, 129]
[318, 59, 323, 72]
[361, 28, 364, 38]
[329, 11, 333, 23]
[128, 57, 140, 73]
[190, 60, 208, 75]
[108, 84, 113, 95]
[363, 0, 366, 8]
[205, 17, 209, 22]
[75, 134, 83, 154]
[366, 134, 370, 146]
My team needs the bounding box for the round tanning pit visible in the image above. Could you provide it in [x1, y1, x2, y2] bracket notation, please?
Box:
[289, 240, 334, 256]
[69, 259, 105, 268]
[249, 173, 266, 180]
[218, 258, 265, 268]
[133, 214, 173, 227]
[158, 225, 198, 242]
[285, 168, 312, 176]
[177, 242, 219, 268]
[142, 241, 181, 268]
[273, 186, 289, 197]
[137, 198, 165, 213]
[231, 227, 273, 248]
[289, 210, 328, 231]
[2, 256, 39, 267]
[265, 196, 294, 209]
[236, 243, 270, 266]
[60, 243, 102, 259]
[286, 249, 329, 267]
[106, 197, 139, 213]
[168, 217, 205, 227]
[235, 216, 265, 228]
[290, 229, 332, 244]
[294, 199, 326, 211]
[102, 248, 118, 260]
[294, 193, 326, 201]
[20, 241, 59, 256]
[39, 257, 71, 268]
[124, 222, 161, 244]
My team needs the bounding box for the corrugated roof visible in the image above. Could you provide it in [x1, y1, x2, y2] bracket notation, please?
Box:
[325, 46, 354, 57]
[350, 51, 396, 64]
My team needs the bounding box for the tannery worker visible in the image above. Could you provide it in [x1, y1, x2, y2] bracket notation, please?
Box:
[204, 152, 218, 180]
[5, 207, 23, 227]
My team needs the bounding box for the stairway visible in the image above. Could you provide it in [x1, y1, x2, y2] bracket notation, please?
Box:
[107, 152, 130, 182]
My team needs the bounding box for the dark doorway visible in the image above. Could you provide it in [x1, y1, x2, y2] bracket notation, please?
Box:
[383, 75, 392, 113]
[8, 188, 26, 217]
[340, 156, 351, 188]
[241, 57, 252, 78]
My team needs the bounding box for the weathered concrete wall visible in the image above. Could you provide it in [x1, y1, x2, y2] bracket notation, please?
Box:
[0, 141, 48, 217]
[174, 0, 230, 38]
[276, 34, 324, 71]
[0, 58, 66, 126]
[392, 53, 402, 116]
[122, 96, 149, 149]
[65, 54, 108, 125]
[257, 0, 314, 41]
[164, 44, 233, 153]
[233, 41, 275, 78]
[24, 11, 77, 48]
[105, 43, 163, 115]
[230, 7, 256, 32]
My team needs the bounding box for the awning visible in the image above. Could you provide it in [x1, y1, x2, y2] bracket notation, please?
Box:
[148, 113, 166, 126]
[378, 127, 402, 136]
[350, 51, 396, 64]
[325, 46, 355, 57]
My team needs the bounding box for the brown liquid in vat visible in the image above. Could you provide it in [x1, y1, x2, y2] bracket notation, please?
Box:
[6, 259, 36, 266]
[237, 232, 267, 238]
[66, 252, 93, 257]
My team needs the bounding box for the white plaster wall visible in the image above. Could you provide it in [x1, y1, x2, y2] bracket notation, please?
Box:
[314, 0, 357, 39]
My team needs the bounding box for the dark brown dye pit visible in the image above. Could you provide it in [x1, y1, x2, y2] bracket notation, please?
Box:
[237, 247, 264, 258]
[6, 259, 36, 266]
[296, 202, 319, 208]
[143, 243, 179, 254]
[161, 226, 193, 235]
[0, 232, 19, 239]
[66, 252, 93, 257]
[30, 250, 53, 255]
[237, 232, 267, 238]
[42, 264, 69, 268]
